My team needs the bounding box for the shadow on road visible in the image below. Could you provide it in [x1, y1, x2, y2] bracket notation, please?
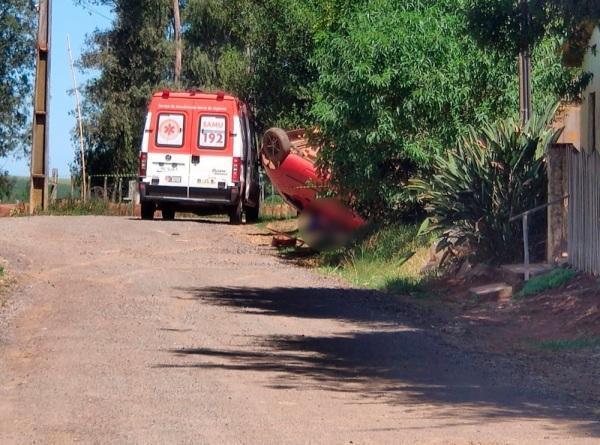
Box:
[157, 286, 600, 438]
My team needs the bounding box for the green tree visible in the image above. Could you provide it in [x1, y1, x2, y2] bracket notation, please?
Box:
[0, 0, 35, 159]
[467, 0, 600, 61]
[310, 0, 583, 218]
[182, 0, 319, 130]
[77, 0, 173, 176]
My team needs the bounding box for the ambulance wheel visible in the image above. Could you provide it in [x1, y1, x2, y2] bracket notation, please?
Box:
[161, 207, 175, 220]
[244, 203, 260, 223]
[229, 200, 243, 225]
[141, 201, 155, 220]
[261, 128, 290, 170]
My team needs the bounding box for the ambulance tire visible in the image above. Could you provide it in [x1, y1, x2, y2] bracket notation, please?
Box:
[162, 207, 176, 220]
[244, 203, 260, 223]
[229, 200, 243, 225]
[141, 201, 155, 220]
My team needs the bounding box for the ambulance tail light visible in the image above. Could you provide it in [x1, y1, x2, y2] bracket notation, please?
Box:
[232, 157, 241, 182]
[139, 152, 148, 177]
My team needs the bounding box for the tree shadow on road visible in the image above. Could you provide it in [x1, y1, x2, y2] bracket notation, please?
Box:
[157, 286, 600, 438]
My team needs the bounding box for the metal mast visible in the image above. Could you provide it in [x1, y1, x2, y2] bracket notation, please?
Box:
[67, 34, 87, 201]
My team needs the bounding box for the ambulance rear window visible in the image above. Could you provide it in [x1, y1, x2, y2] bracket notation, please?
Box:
[156, 113, 185, 147]
[198, 115, 227, 149]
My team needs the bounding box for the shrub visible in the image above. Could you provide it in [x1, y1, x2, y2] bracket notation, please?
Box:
[411, 103, 561, 264]
[0, 172, 15, 202]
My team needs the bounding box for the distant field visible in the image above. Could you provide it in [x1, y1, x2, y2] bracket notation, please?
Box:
[4, 176, 76, 203]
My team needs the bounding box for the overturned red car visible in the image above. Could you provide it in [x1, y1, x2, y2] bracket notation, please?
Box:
[260, 128, 366, 247]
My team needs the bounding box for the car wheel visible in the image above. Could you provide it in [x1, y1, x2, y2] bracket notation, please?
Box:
[161, 207, 175, 220]
[141, 201, 155, 220]
[261, 128, 291, 170]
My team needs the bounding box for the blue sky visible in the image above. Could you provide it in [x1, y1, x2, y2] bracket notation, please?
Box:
[1, 1, 113, 178]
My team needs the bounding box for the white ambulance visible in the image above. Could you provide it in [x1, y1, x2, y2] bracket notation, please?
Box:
[138, 90, 260, 224]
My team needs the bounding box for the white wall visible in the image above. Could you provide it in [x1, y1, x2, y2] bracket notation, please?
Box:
[581, 26, 600, 152]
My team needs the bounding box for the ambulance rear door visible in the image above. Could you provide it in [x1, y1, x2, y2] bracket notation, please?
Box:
[146, 109, 191, 193]
[188, 101, 236, 193]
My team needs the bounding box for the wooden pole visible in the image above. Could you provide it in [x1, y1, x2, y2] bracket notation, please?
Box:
[67, 34, 87, 202]
[29, 0, 52, 213]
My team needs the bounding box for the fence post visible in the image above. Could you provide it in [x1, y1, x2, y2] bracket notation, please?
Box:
[103, 175, 108, 201]
[118, 177, 122, 203]
[87, 175, 91, 201]
[523, 213, 530, 281]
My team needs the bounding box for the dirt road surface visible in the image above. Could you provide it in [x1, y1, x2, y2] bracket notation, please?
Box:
[0, 216, 598, 444]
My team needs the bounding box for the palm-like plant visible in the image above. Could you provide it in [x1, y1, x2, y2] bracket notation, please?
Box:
[411, 103, 562, 264]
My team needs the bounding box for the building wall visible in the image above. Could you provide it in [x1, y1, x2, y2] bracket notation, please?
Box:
[569, 26, 600, 275]
[581, 27, 600, 152]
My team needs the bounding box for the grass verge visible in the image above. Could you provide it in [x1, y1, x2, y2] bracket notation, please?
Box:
[42, 199, 113, 216]
[515, 268, 577, 299]
[319, 224, 436, 297]
[537, 337, 600, 351]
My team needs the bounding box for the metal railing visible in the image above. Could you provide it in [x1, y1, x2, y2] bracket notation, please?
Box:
[509, 194, 569, 281]
[87, 174, 137, 203]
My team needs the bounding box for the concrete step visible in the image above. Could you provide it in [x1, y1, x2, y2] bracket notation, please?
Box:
[469, 282, 513, 302]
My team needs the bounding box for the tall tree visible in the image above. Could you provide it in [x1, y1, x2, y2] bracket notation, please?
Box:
[77, 0, 173, 175]
[467, 0, 600, 61]
[0, 0, 35, 160]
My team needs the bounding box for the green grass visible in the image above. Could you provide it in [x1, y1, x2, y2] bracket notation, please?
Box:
[319, 224, 436, 296]
[0, 266, 4, 278]
[43, 198, 112, 216]
[515, 268, 577, 299]
[263, 193, 285, 204]
[537, 337, 600, 351]
[3, 176, 77, 203]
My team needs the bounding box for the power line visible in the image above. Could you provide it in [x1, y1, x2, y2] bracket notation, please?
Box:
[80, 3, 112, 22]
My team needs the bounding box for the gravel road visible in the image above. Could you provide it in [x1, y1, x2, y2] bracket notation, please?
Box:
[0, 216, 597, 444]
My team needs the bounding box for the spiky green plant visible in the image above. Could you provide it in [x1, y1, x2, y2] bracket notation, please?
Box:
[411, 103, 562, 264]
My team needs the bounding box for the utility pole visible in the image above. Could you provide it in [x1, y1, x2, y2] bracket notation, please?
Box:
[173, 0, 182, 86]
[518, 0, 532, 124]
[29, 0, 52, 213]
[67, 34, 87, 201]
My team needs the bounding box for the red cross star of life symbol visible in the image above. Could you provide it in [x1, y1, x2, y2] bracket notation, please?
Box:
[160, 119, 180, 140]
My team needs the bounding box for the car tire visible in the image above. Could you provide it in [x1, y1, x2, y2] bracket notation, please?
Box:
[261, 128, 291, 169]
[141, 201, 155, 220]
[162, 207, 175, 220]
